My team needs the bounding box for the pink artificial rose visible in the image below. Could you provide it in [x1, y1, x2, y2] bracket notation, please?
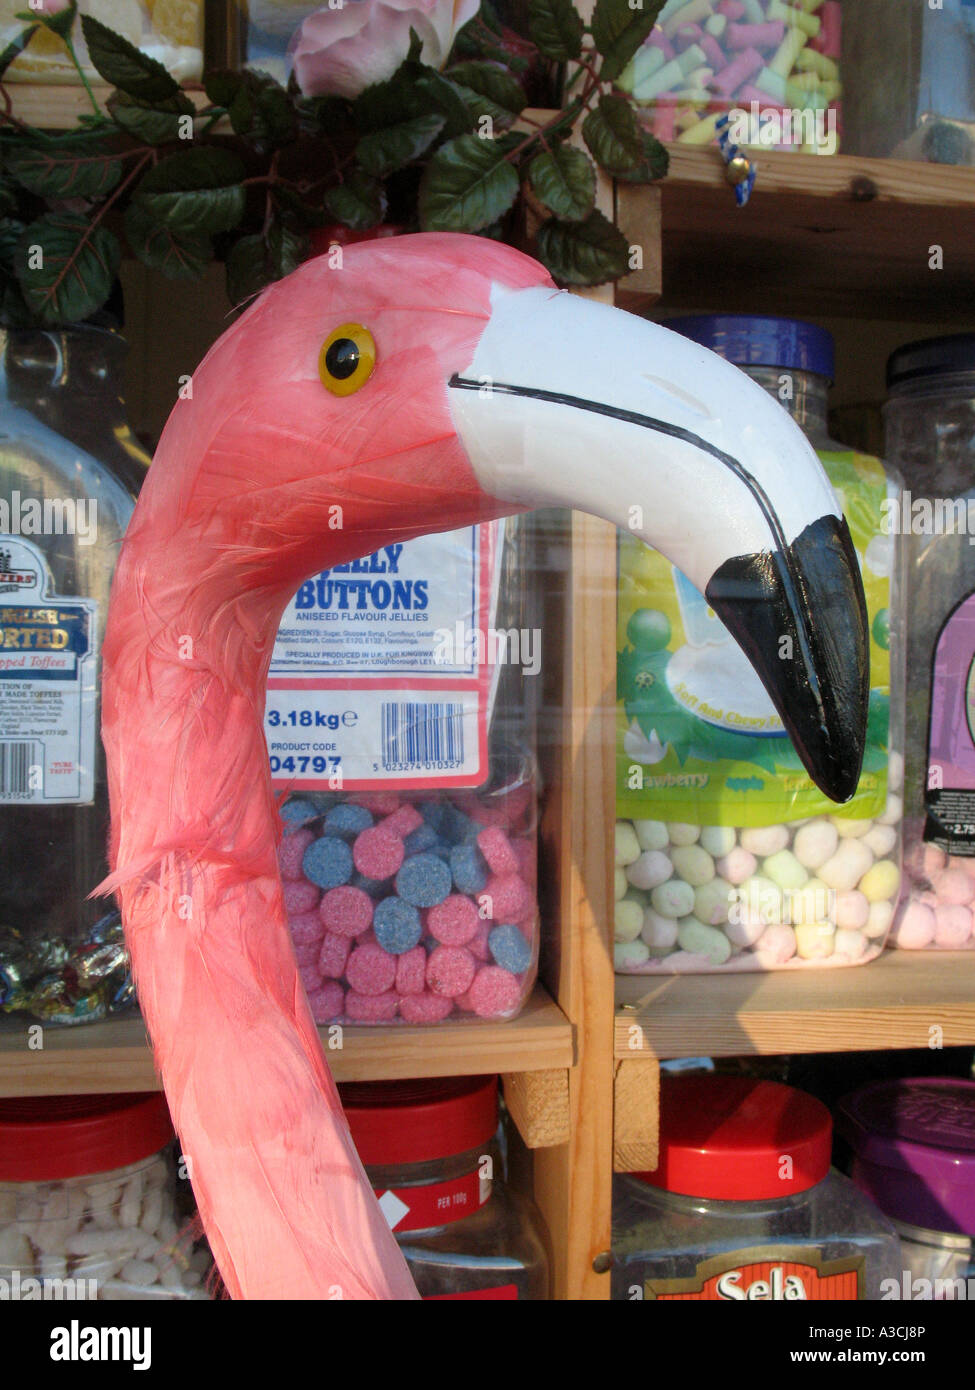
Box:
[290, 0, 480, 100]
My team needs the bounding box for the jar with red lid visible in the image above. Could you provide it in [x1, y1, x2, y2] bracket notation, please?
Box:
[339, 1075, 550, 1299]
[612, 1075, 900, 1301]
[0, 1093, 211, 1300]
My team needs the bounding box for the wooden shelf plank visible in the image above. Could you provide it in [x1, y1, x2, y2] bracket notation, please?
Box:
[0, 984, 573, 1097]
[616, 950, 975, 1060]
[6, 83, 208, 126]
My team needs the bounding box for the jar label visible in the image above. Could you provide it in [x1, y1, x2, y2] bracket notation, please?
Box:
[924, 592, 975, 853]
[645, 1248, 865, 1300]
[425, 1284, 519, 1299]
[0, 536, 96, 805]
[616, 450, 891, 826]
[374, 1169, 491, 1233]
[265, 525, 502, 791]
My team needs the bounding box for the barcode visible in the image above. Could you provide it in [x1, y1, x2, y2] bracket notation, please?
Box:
[381, 702, 464, 769]
[0, 741, 34, 797]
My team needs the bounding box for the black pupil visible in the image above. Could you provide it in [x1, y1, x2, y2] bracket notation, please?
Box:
[325, 338, 359, 380]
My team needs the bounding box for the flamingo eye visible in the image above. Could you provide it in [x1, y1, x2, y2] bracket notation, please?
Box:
[319, 323, 376, 395]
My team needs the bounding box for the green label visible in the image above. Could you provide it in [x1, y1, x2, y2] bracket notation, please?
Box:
[616, 450, 891, 826]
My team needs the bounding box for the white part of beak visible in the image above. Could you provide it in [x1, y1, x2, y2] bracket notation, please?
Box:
[448, 284, 840, 593]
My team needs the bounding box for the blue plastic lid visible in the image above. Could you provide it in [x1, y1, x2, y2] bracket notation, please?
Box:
[662, 315, 835, 382]
[887, 333, 975, 391]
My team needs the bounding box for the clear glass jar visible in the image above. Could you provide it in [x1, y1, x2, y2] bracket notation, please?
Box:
[617, 0, 842, 154]
[612, 1075, 901, 1301]
[0, 1092, 212, 1300]
[340, 1077, 550, 1299]
[883, 338, 975, 948]
[0, 327, 149, 1023]
[615, 316, 902, 973]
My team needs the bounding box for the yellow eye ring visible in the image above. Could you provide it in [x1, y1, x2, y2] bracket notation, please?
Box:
[318, 323, 376, 396]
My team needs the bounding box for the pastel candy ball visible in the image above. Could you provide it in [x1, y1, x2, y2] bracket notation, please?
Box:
[307, 982, 345, 1023]
[615, 822, 642, 866]
[754, 923, 797, 966]
[278, 827, 314, 880]
[489, 923, 533, 974]
[666, 822, 700, 847]
[792, 821, 838, 872]
[864, 900, 894, 939]
[651, 879, 696, 919]
[716, 847, 757, 886]
[834, 890, 869, 931]
[670, 845, 715, 888]
[889, 750, 904, 792]
[353, 827, 405, 880]
[345, 990, 400, 1022]
[303, 836, 354, 889]
[763, 850, 808, 893]
[858, 859, 900, 904]
[892, 901, 936, 949]
[795, 923, 835, 960]
[449, 843, 487, 896]
[373, 897, 423, 954]
[476, 826, 518, 875]
[935, 904, 973, 947]
[634, 819, 669, 851]
[740, 825, 789, 857]
[819, 839, 874, 893]
[735, 875, 783, 924]
[922, 844, 947, 880]
[394, 945, 428, 995]
[863, 825, 897, 859]
[426, 945, 476, 997]
[614, 868, 628, 901]
[787, 879, 831, 927]
[724, 911, 766, 949]
[879, 792, 902, 827]
[399, 992, 454, 1024]
[626, 850, 673, 891]
[640, 908, 679, 949]
[288, 910, 325, 947]
[933, 866, 974, 906]
[319, 884, 373, 937]
[615, 897, 645, 942]
[317, 931, 351, 980]
[699, 826, 736, 858]
[834, 928, 869, 961]
[325, 803, 373, 837]
[427, 894, 479, 947]
[396, 852, 453, 907]
[831, 816, 875, 839]
[948, 855, 975, 879]
[484, 873, 534, 923]
[677, 917, 731, 965]
[615, 940, 651, 969]
[345, 943, 397, 996]
[693, 878, 733, 926]
[468, 964, 522, 1017]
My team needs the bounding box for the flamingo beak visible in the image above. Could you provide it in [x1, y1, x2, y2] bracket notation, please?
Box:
[447, 284, 868, 804]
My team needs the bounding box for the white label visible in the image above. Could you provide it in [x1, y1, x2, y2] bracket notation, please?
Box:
[265, 524, 500, 790]
[0, 536, 96, 804]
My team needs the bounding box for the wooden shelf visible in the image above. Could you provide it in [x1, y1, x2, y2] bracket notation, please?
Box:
[0, 984, 573, 1098]
[6, 82, 207, 126]
[620, 145, 975, 322]
[616, 949, 975, 1060]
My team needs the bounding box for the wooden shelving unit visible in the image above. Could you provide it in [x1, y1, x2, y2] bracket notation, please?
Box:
[6, 69, 975, 1300]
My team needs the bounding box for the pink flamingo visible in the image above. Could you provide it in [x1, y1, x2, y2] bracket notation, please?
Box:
[100, 233, 868, 1299]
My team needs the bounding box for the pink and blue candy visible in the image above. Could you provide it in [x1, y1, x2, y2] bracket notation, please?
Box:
[302, 835, 354, 888]
[488, 923, 532, 975]
[373, 896, 423, 954]
[395, 852, 452, 907]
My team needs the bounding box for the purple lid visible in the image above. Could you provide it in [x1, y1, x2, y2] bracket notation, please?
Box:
[837, 1079, 975, 1237]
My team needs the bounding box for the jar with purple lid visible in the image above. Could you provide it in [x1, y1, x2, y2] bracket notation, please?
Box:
[837, 1077, 975, 1300]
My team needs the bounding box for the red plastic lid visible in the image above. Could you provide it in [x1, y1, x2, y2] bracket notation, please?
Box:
[633, 1076, 832, 1200]
[339, 1076, 498, 1165]
[0, 1093, 175, 1181]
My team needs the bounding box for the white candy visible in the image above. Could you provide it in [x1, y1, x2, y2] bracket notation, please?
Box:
[666, 822, 701, 846]
[740, 825, 789, 856]
[120, 1258, 159, 1287]
[724, 911, 767, 949]
[734, 875, 784, 924]
[754, 923, 797, 966]
[787, 879, 832, 926]
[699, 826, 736, 858]
[832, 816, 875, 838]
[879, 792, 902, 827]
[818, 839, 874, 893]
[863, 824, 897, 858]
[626, 849, 673, 891]
[834, 928, 869, 960]
[615, 940, 651, 968]
[716, 847, 757, 886]
[792, 821, 838, 871]
[634, 819, 669, 851]
[641, 908, 679, 949]
[834, 890, 869, 931]
[615, 821, 641, 866]
[864, 899, 894, 939]
[118, 1176, 143, 1230]
[888, 750, 904, 792]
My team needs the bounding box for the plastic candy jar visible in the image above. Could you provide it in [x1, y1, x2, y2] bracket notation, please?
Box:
[885, 335, 975, 949]
[838, 1078, 975, 1300]
[612, 1075, 901, 1300]
[0, 1092, 211, 1300]
[615, 315, 902, 973]
[339, 1076, 550, 1299]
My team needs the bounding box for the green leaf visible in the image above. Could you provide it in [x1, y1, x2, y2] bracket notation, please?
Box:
[226, 223, 310, 305]
[4, 133, 123, 199]
[527, 0, 583, 61]
[133, 148, 246, 234]
[107, 89, 194, 145]
[535, 208, 630, 286]
[16, 1, 76, 42]
[0, 217, 26, 275]
[204, 69, 242, 108]
[0, 182, 20, 218]
[356, 112, 444, 179]
[445, 61, 525, 115]
[582, 94, 643, 174]
[322, 169, 386, 230]
[413, 70, 474, 138]
[621, 129, 668, 183]
[80, 12, 179, 101]
[15, 212, 120, 325]
[591, 0, 664, 83]
[418, 133, 520, 233]
[221, 70, 298, 149]
[0, 24, 39, 80]
[355, 44, 469, 138]
[123, 202, 212, 281]
[529, 146, 595, 221]
[451, 82, 516, 133]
